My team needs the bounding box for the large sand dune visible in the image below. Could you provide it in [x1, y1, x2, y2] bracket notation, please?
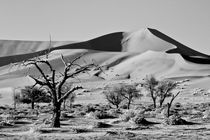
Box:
[0, 28, 210, 88]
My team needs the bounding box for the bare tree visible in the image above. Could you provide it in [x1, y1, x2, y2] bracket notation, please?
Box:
[156, 80, 177, 107]
[120, 84, 143, 109]
[22, 54, 94, 127]
[142, 75, 159, 108]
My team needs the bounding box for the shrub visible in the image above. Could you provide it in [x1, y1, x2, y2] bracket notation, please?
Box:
[85, 110, 117, 119]
[131, 114, 147, 125]
[106, 109, 121, 118]
[84, 104, 97, 113]
[120, 110, 136, 122]
[163, 114, 191, 125]
[93, 121, 112, 128]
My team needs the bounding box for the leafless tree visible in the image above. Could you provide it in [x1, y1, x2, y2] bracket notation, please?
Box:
[22, 54, 94, 127]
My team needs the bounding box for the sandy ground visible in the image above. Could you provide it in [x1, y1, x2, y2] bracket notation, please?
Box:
[0, 79, 210, 140]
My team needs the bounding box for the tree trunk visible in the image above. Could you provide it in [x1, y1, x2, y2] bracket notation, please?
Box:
[31, 101, 34, 109]
[69, 102, 72, 109]
[167, 103, 171, 118]
[63, 100, 66, 110]
[160, 99, 163, 108]
[152, 97, 156, 108]
[127, 100, 131, 110]
[116, 104, 119, 109]
[51, 102, 61, 127]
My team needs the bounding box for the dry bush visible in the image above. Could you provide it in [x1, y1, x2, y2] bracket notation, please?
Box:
[120, 110, 136, 122]
[84, 104, 111, 113]
[84, 104, 98, 113]
[0, 120, 14, 127]
[104, 131, 136, 139]
[72, 128, 93, 133]
[93, 121, 112, 128]
[106, 109, 121, 118]
[86, 110, 116, 119]
[163, 114, 194, 125]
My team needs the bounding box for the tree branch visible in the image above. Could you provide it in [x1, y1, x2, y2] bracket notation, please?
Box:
[29, 75, 48, 86]
[58, 86, 82, 103]
[67, 64, 94, 78]
[169, 91, 180, 106]
[25, 60, 53, 89]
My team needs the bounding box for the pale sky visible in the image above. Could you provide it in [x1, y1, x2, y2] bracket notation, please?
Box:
[0, 0, 210, 53]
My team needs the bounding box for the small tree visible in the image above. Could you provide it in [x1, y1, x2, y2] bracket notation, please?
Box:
[156, 80, 177, 107]
[120, 84, 143, 109]
[103, 86, 125, 109]
[167, 91, 181, 117]
[142, 75, 159, 108]
[18, 86, 51, 109]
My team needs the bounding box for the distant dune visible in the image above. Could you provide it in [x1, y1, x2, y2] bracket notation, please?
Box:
[0, 28, 210, 88]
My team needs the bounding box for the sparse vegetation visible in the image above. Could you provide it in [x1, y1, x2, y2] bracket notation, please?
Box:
[0, 63, 208, 140]
[103, 84, 142, 109]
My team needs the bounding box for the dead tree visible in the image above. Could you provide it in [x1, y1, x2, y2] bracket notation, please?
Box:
[23, 54, 93, 127]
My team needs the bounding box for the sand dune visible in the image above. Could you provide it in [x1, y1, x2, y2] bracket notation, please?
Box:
[99, 51, 210, 80]
[122, 28, 176, 53]
[0, 28, 210, 88]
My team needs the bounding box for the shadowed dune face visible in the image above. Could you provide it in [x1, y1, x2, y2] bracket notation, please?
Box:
[148, 28, 210, 64]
